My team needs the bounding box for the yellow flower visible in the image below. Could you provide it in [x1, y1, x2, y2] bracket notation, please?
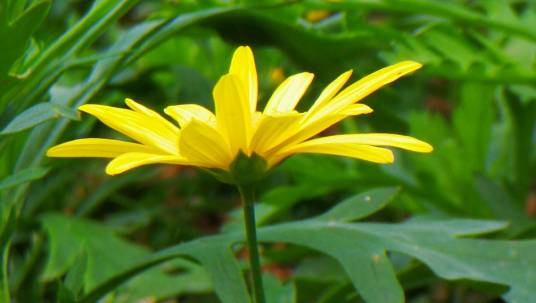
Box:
[47, 46, 432, 178]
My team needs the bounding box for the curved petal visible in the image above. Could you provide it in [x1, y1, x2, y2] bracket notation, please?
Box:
[213, 74, 252, 155]
[79, 104, 179, 154]
[305, 134, 433, 152]
[267, 104, 373, 154]
[276, 140, 395, 164]
[125, 98, 179, 133]
[305, 70, 352, 119]
[264, 72, 314, 114]
[179, 119, 233, 169]
[229, 46, 258, 113]
[46, 138, 159, 158]
[164, 104, 216, 128]
[340, 103, 373, 116]
[249, 112, 302, 157]
[106, 152, 190, 175]
[309, 61, 422, 121]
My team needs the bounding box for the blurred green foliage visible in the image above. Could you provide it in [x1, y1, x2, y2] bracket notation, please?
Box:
[0, 0, 535, 302]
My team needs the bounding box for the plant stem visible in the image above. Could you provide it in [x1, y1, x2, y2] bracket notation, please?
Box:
[0, 241, 11, 303]
[237, 185, 265, 303]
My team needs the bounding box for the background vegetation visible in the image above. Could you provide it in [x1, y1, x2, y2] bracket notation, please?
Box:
[1, 0, 535, 302]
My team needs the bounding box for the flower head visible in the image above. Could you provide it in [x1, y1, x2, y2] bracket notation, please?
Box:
[47, 46, 432, 181]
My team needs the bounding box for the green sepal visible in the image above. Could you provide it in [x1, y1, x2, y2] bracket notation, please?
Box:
[204, 151, 269, 186]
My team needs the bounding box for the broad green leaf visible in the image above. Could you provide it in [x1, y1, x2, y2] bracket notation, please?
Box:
[223, 182, 396, 233]
[315, 187, 398, 222]
[293, 256, 346, 282]
[41, 213, 211, 302]
[80, 238, 250, 303]
[73, 188, 536, 303]
[0, 166, 49, 191]
[222, 183, 334, 233]
[260, 219, 527, 303]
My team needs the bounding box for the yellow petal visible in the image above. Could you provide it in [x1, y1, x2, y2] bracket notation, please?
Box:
[277, 103, 372, 149]
[306, 70, 352, 119]
[310, 61, 422, 120]
[125, 98, 179, 133]
[264, 72, 314, 114]
[179, 119, 233, 169]
[229, 46, 258, 113]
[306, 133, 433, 152]
[213, 74, 252, 155]
[340, 103, 373, 116]
[276, 140, 395, 164]
[106, 152, 190, 175]
[79, 104, 179, 154]
[249, 113, 302, 157]
[164, 104, 216, 128]
[46, 138, 159, 158]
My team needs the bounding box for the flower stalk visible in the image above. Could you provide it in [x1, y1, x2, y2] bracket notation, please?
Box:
[238, 185, 265, 303]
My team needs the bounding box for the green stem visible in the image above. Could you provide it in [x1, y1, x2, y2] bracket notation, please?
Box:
[0, 241, 11, 303]
[237, 185, 265, 303]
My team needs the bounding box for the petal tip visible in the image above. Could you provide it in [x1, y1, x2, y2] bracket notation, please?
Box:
[124, 98, 136, 106]
[45, 147, 56, 157]
[384, 151, 395, 163]
[105, 163, 121, 176]
[163, 106, 173, 115]
[403, 60, 423, 70]
[420, 142, 434, 153]
[78, 104, 100, 114]
[410, 138, 434, 153]
[77, 104, 90, 112]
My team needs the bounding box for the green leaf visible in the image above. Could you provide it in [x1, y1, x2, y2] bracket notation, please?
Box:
[452, 82, 495, 172]
[41, 214, 212, 302]
[0, 166, 49, 191]
[325, 0, 536, 42]
[315, 187, 398, 222]
[201, 9, 371, 80]
[0, 102, 78, 135]
[51, 103, 80, 121]
[475, 175, 534, 236]
[423, 29, 478, 71]
[1, 103, 55, 135]
[294, 256, 346, 282]
[10, 7, 236, 212]
[509, 84, 536, 105]
[0, 0, 51, 78]
[79, 238, 249, 303]
[0, 205, 16, 303]
[1, 0, 140, 113]
[56, 281, 77, 303]
[264, 273, 296, 303]
[260, 218, 531, 302]
[74, 188, 536, 303]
